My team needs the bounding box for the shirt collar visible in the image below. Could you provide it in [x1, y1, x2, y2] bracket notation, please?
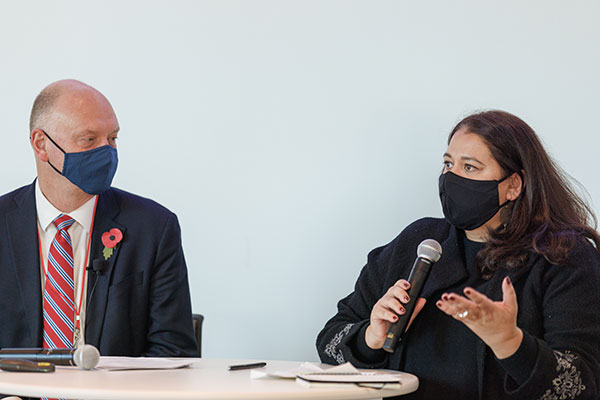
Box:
[35, 180, 97, 233]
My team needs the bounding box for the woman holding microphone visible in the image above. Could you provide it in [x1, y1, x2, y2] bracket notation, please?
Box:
[317, 110, 600, 399]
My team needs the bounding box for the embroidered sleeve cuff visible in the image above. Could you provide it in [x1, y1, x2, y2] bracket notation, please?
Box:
[497, 330, 538, 386]
[350, 322, 387, 364]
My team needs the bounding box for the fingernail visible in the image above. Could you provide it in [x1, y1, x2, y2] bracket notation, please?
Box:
[506, 276, 512, 286]
[449, 295, 456, 301]
[403, 295, 410, 302]
[398, 307, 405, 314]
[403, 282, 410, 289]
[436, 301, 442, 308]
[464, 288, 472, 295]
[442, 294, 449, 301]
[392, 315, 398, 321]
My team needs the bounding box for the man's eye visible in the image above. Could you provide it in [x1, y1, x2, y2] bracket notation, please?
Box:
[443, 161, 453, 170]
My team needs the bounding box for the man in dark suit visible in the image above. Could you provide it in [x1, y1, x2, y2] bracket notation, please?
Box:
[0, 79, 197, 357]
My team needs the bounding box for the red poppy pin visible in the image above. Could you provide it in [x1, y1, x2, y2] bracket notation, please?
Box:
[102, 228, 123, 260]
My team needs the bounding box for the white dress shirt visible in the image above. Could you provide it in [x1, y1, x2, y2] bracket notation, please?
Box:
[35, 181, 97, 348]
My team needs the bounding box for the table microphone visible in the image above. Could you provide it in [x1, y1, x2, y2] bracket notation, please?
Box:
[382, 239, 442, 353]
[0, 344, 100, 370]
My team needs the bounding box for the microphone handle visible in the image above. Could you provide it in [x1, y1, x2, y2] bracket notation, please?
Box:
[382, 257, 432, 353]
[0, 348, 76, 366]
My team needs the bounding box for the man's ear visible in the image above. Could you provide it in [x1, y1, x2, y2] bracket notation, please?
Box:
[31, 129, 50, 162]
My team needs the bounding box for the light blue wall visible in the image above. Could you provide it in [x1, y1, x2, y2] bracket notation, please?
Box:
[1, 1, 598, 361]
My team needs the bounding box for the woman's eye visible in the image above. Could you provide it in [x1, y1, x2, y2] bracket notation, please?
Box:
[443, 161, 453, 170]
[464, 164, 477, 172]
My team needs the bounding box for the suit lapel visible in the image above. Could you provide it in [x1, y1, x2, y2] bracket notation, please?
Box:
[5, 183, 43, 346]
[421, 226, 469, 299]
[84, 189, 126, 348]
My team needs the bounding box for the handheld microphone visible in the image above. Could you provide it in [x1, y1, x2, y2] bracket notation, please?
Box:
[0, 344, 100, 370]
[382, 239, 442, 353]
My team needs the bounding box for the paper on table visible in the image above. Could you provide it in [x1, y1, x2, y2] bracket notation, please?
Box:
[250, 362, 323, 379]
[317, 362, 362, 374]
[95, 356, 193, 371]
[250, 361, 374, 380]
[296, 362, 405, 386]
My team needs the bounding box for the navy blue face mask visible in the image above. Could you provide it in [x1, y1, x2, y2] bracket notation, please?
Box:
[42, 130, 118, 195]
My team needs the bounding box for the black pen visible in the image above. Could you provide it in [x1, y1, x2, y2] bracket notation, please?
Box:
[228, 362, 267, 371]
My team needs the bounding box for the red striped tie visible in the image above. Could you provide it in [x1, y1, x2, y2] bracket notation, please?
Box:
[42, 214, 76, 349]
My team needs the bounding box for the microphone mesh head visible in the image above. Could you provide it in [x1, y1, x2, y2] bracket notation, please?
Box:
[417, 239, 442, 262]
[73, 344, 100, 370]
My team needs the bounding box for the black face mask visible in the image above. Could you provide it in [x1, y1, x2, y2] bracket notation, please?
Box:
[438, 171, 511, 230]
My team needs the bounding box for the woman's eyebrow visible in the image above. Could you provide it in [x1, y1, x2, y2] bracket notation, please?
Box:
[460, 156, 485, 165]
[443, 152, 485, 165]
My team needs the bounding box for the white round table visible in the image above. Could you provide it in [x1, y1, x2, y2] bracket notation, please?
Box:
[0, 358, 418, 399]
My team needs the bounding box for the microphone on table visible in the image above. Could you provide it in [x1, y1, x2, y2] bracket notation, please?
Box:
[0, 344, 100, 370]
[383, 239, 442, 353]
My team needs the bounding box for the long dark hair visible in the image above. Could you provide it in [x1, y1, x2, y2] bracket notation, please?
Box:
[448, 110, 600, 276]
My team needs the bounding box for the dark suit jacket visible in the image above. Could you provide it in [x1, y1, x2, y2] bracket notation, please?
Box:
[0, 182, 197, 357]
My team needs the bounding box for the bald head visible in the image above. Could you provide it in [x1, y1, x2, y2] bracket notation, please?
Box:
[29, 79, 114, 133]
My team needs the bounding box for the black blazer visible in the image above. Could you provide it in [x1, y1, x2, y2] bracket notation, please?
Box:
[0, 182, 197, 357]
[317, 218, 600, 399]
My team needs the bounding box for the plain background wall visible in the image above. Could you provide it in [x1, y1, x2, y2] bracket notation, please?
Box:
[1, 1, 599, 361]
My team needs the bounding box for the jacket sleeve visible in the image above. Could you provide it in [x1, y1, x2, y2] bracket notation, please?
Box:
[316, 240, 399, 368]
[503, 242, 600, 399]
[142, 213, 198, 357]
